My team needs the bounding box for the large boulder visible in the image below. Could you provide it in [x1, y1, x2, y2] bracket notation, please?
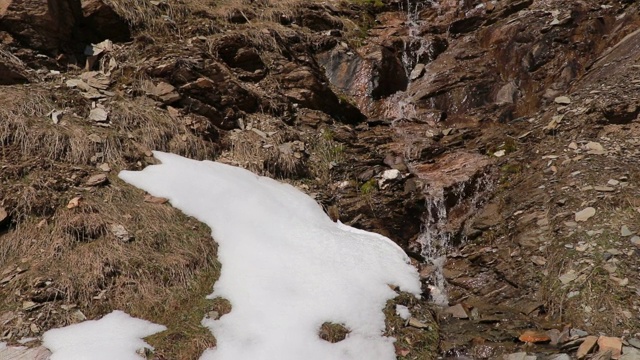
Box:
[0, 0, 82, 52]
[80, 0, 130, 42]
[0, 48, 29, 84]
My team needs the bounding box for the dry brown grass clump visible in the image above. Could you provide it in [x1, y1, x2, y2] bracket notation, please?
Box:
[0, 180, 220, 357]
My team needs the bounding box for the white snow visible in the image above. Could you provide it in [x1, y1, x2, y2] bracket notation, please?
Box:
[119, 151, 421, 360]
[395, 305, 411, 320]
[42, 310, 166, 360]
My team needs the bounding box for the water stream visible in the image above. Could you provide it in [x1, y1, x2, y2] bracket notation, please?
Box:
[391, 0, 495, 306]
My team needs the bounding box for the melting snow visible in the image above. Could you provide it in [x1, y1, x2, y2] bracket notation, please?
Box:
[42, 310, 166, 360]
[395, 305, 411, 320]
[119, 152, 421, 360]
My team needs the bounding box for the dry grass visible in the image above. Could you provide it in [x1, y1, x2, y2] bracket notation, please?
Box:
[0, 180, 220, 356]
[384, 292, 439, 360]
[222, 113, 307, 179]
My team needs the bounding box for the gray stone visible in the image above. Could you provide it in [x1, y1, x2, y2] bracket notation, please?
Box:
[86, 173, 108, 186]
[629, 338, 640, 349]
[444, 303, 468, 319]
[110, 224, 133, 242]
[570, 329, 589, 338]
[575, 207, 596, 222]
[621, 225, 633, 237]
[554, 96, 571, 104]
[621, 347, 640, 360]
[631, 236, 640, 246]
[89, 107, 109, 122]
[504, 352, 536, 360]
[548, 354, 571, 360]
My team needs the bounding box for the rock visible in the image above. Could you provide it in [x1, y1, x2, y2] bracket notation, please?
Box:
[559, 270, 578, 285]
[444, 304, 468, 319]
[602, 103, 640, 124]
[570, 329, 589, 338]
[408, 317, 429, 329]
[89, 107, 109, 122]
[575, 207, 596, 222]
[519, 330, 551, 343]
[531, 256, 547, 266]
[577, 336, 599, 359]
[0, 345, 51, 360]
[620, 347, 640, 360]
[630, 236, 640, 246]
[608, 179, 620, 186]
[66, 196, 82, 209]
[144, 81, 181, 104]
[473, 203, 501, 230]
[0, 207, 7, 223]
[0, 50, 29, 85]
[494, 149, 506, 157]
[598, 336, 622, 359]
[554, 96, 572, 104]
[504, 352, 536, 360]
[496, 82, 519, 104]
[98, 163, 111, 172]
[144, 194, 169, 204]
[81, 0, 131, 42]
[0, 0, 82, 51]
[382, 169, 400, 180]
[549, 355, 571, 360]
[110, 224, 133, 242]
[621, 225, 633, 237]
[85, 173, 108, 186]
[410, 63, 425, 81]
[629, 338, 640, 349]
[594, 186, 615, 192]
[585, 142, 606, 155]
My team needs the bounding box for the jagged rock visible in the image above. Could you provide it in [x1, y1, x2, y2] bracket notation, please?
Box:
[0, 207, 7, 223]
[504, 352, 536, 360]
[0, 49, 29, 84]
[621, 347, 640, 360]
[621, 225, 633, 237]
[444, 304, 468, 319]
[0, 345, 51, 360]
[554, 96, 571, 104]
[81, 0, 130, 42]
[578, 336, 599, 359]
[575, 207, 596, 222]
[143, 80, 181, 104]
[110, 224, 133, 242]
[496, 82, 519, 104]
[598, 336, 622, 359]
[408, 317, 429, 329]
[0, 0, 82, 52]
[89, 107, 108, 122]
[85, 173, 107, 186]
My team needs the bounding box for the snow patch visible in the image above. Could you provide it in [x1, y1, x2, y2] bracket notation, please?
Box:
[395, 305, 411, 320]
[119, 152, 421, 360]
[42, 310, 166, 360]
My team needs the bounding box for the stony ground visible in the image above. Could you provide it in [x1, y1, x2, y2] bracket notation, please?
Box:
[2, 0, 640, 359]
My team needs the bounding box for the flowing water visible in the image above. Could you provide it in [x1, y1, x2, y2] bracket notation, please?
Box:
[390, 0, 496, 305]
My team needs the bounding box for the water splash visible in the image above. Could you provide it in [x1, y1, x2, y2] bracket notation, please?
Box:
[418, 171, 495, 306]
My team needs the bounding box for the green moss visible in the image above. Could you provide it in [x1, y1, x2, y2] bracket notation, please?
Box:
[360, 178, 378, 195]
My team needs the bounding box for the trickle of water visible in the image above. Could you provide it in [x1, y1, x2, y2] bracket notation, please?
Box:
[418, 172, 495, 305]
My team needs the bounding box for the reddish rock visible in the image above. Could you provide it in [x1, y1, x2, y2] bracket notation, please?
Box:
[577, 336, 599, 359]
[598, 336, 622, 359]
[518, 330, 551, 343]
[0, 0, 82, 52]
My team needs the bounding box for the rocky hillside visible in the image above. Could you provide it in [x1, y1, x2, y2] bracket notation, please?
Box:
[2, 0, 640, 359]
